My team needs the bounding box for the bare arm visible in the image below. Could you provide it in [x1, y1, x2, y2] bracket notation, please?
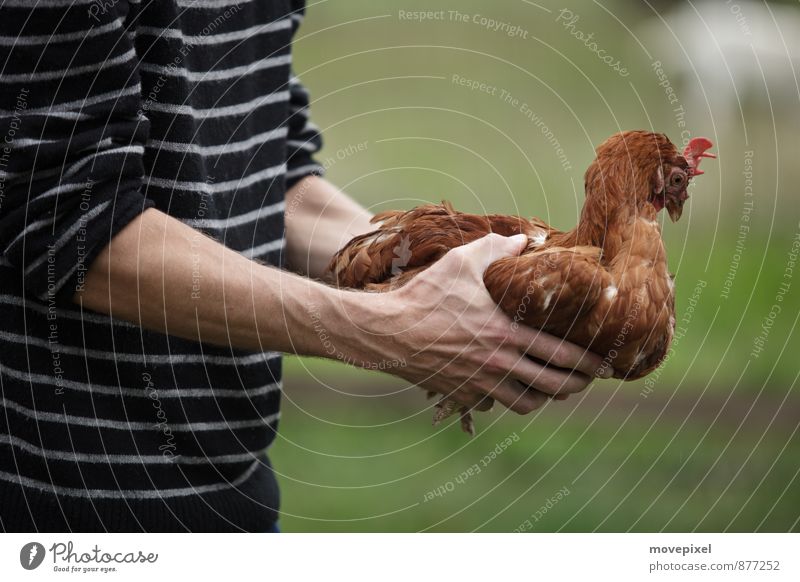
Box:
[76, 209, 610, 414]
[76, 207, 347, 355]
[284, 175, 374, 279]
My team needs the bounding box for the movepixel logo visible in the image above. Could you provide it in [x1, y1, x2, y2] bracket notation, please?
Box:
[19, 542, 46, 570]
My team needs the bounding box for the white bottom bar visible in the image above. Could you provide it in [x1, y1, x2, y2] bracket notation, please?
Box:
[1, 533, 796, 581]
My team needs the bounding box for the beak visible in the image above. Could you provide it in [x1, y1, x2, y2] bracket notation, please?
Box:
[665, 189, 689, 222]
[666, 136, 715, 222]
[666, 198, 683, 222]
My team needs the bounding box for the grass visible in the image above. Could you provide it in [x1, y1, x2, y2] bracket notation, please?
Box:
[271, 384, 800, 531]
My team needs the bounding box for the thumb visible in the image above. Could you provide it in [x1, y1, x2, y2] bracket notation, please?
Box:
[463, 233, 528, 273]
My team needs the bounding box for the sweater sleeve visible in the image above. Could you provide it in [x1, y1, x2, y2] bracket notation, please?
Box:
[0, 1, 154, 304]
[284, 2, 325, 189]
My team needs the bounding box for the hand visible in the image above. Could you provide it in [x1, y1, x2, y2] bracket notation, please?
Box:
[345, 233, 612, 414]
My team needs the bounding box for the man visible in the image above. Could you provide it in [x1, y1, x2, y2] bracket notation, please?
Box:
[0, 1, 607, 532]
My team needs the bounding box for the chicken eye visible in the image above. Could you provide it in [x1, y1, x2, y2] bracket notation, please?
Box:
[671, 172, 686, 186]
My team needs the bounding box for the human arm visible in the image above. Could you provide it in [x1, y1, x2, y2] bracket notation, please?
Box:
[75, 209, 611, 413]
[284, 175, 374, 279]
[281, 4, 375, 279]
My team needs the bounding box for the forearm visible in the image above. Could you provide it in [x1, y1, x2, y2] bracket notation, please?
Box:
[75, 207, 379, 359]
[284, 175, 374, 279]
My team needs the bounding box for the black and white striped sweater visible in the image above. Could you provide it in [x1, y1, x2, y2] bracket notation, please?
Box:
[0, 0, 322, 532]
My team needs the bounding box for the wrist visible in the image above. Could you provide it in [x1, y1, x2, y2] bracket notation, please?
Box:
[253, 262, 405, 367]
[308, 285, 400, 367]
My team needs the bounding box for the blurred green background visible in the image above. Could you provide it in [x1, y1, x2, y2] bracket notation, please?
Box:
[270, 0, 800, 531]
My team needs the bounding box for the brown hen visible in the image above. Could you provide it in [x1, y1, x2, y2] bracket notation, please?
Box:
[329, 131, 715, 434]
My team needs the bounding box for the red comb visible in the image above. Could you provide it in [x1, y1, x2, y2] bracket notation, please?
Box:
[683, 137, 716, 176]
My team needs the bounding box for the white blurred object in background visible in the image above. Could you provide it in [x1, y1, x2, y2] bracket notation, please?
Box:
[639, 0, 800, 132]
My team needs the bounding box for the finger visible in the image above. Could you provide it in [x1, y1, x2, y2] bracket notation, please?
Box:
[513, 326, 612, 378]
[444, 233, 528, 275]
[473, 395, 495, 412]
[503, 353, 593, 395]
[521, 386, 569, 400]
[486, 379, 549, 414]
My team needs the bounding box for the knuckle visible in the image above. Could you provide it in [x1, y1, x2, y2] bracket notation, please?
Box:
[449, 245, 468, 258]
[465, 354, 487, 371]
[585, 352, 603, 369]
[483, 353, 507, 374]
[443, 246, 468, 267]
[536, 374, 561, 394]
[575, 352, 597, 375]
[486, 320, 513, 344]
[549, 346, 571, 368]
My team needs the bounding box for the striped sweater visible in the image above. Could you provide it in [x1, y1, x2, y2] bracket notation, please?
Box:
[0, 0, 322, 531]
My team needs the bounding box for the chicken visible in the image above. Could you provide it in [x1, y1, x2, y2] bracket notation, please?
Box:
[328, 131, 715, 434]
